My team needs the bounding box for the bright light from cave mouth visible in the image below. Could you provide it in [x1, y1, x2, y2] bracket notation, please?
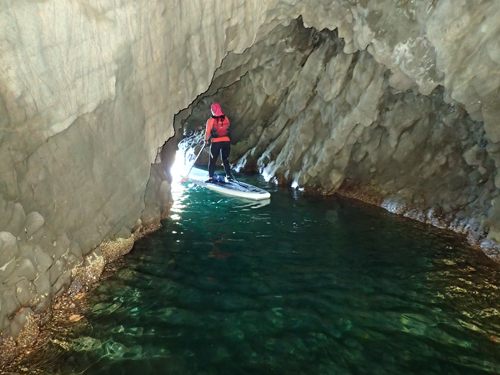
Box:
[169, 143, 199, 211]
[170, 147, 191, 183]
[170, 137, 204, 184]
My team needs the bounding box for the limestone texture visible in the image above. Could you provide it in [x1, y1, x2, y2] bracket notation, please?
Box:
[0, 0, 500, 358]
[182, 16, 498, 252]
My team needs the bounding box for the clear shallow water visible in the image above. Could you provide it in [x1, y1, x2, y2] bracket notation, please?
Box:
[35, 175, 500, 374]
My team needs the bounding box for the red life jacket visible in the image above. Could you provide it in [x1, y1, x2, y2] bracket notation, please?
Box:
[211, 116, 229, 138]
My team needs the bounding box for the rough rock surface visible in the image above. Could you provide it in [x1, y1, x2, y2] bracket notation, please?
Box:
[183, 17, 498, 252]
[1, 0, 500, 357]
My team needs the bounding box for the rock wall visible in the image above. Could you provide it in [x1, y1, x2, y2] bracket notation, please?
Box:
[182, 3, 500, 254]
[1, 0, 500, 358]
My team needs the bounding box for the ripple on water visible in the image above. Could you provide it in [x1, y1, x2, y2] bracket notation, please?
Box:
[16, 178, 500, 375]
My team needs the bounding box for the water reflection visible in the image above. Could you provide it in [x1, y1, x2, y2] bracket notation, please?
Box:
[10, 177, 500, 375]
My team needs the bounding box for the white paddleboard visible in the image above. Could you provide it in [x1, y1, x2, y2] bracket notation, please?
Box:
[183, 167, 271, 200]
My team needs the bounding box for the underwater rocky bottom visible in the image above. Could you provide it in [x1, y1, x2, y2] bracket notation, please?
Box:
[13, 174, 500, 374]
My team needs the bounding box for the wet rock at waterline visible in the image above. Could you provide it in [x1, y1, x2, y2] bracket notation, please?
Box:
[1, 0, 500, 361]
[181, 17, 497, 251]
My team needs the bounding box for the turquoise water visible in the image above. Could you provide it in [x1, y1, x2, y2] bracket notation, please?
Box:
[38, 175, 500, 374]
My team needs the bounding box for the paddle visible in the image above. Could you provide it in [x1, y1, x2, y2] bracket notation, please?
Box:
[180, 143, 207, 183]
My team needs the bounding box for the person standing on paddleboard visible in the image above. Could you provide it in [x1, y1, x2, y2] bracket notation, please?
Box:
[204, 103, 233, 183]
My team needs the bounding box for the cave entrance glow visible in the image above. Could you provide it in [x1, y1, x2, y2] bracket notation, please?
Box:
[170, 141, 199, 184]
[168, 138, 206, 220]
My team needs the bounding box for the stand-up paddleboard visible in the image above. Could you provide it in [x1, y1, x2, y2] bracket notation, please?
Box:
[182, 167, 271, 200]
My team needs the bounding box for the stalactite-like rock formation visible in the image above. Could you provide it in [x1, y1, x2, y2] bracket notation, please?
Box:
[1, 0, 500, 360]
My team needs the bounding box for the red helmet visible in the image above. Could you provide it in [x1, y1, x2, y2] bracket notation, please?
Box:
[211, 103, 224, 117]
